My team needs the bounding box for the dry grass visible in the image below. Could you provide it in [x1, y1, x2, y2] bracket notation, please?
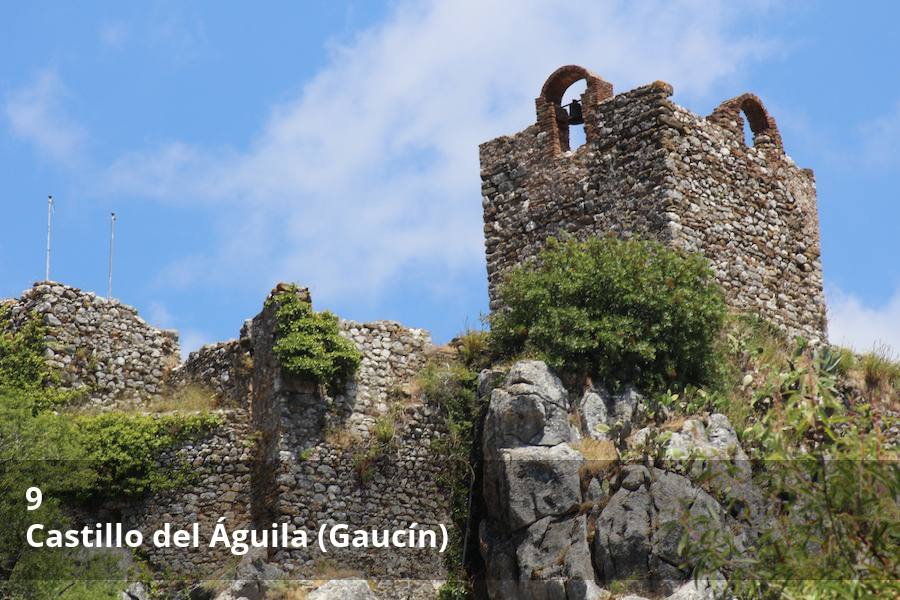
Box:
[855, 345, 900, 404]
[453, 327, 491, 370]
[144, 384, 219, 413]
[577, 437, 618, 480]
[661, 415, 688, 432]
[324, 424, 361, 449]
[65, 384, 219, 416]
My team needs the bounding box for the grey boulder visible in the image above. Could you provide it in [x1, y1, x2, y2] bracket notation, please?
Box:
[308, 579, 378, 599]
[594, 466, 726, 596]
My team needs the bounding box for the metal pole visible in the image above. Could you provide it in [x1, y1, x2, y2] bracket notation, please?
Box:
[45, 195, 53, 281]
[108, 212, 116, 299]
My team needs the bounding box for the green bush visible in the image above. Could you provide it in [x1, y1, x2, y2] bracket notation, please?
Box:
[73, 412, 222, 500]
[0, 307, 80, 413]
[681, 345, 899, 598]
[419, 358, 480, 598]
[266, 285, 361, 391]
[490, 237, 726, 392]
[0, 311, 220, 595]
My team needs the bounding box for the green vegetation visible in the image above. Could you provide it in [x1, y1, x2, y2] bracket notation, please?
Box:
[857, 344, 900, 401]
[266, 285, 361, 391]
[73, 411, 221, 499]
[420, 353, 481, 599]
[490, 237, 726, 393]
[0, 310, 220, 598]
[0, 306, 81, 413]
[680, 342, 899, 598]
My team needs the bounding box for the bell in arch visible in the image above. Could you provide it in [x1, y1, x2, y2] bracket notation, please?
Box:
[566, 99, 584, 125]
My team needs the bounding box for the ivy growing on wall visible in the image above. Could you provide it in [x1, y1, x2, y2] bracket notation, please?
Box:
[266, 285, 361, 391]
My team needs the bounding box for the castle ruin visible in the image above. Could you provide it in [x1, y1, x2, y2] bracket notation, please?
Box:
[480, 65, 827, 342]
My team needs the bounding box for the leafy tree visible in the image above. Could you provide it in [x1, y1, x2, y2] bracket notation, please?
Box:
[491, 237, 726, 392]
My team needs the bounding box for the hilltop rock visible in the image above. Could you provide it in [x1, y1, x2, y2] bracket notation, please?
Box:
[480, 360, 603, 599]
[593, 466, 726, 596]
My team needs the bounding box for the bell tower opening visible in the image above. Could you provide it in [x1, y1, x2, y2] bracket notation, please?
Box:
[561, 79, 587, 150]
[535, 65, 613, 157]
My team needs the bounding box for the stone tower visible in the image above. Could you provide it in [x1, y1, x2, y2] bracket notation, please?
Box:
[479, 65, 827, 342]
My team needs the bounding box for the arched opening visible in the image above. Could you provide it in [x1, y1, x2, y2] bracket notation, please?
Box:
[742, 114, 754, 148]
[561, 79, 587, 150]
[535, 65, 614, 156]
[708, 93, 784, 153]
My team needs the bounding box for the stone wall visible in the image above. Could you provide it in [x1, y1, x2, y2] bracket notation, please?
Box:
[2, 281, 452, 594]
[666, 95, 826, 341]
[170, 332, 253, 409]
[249, 288, 450, 583]
[3, 282, 181, 406]
[480, 65, 827, 342]
[93, 413, 254, 578]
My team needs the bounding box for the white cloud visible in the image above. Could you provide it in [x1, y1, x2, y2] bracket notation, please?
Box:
[860, 101, 900, 168]
[100, 21, 129, 48]
[100, 0, 777, 304]
[828, 287, 900, 355]
[179, 329, 212, 360]
[5, 70, 86, 165]
[147, 301, 174, 328]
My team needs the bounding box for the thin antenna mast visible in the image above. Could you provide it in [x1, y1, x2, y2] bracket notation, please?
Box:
[45, 195, 53, 281]
[108, 212, 116, 299]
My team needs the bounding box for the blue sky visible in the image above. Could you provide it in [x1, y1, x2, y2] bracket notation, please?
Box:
[2, 1, 898, 355]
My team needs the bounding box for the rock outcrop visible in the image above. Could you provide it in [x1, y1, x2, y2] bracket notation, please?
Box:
[480, 361, 604, 599]
[479, 359, 752, 599]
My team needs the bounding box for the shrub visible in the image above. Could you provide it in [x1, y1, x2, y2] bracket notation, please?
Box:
[857, 345, 900, 401]
[490, 237, 726, 393]
[681, 345, 899, 597]
[0, 308, 80, 413]
[74, 411, 222, 499]
[266, 285, 361, 391]
[418, 358, 481, 597]
[453, 327, 492, 371]
[372, 414, 395, 444]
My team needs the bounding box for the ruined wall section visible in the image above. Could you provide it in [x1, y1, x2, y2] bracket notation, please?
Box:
[95, 414, 254, 577]
[661, 102, 827, 341]
[480, 82, 677, 309]
[248, 289, 449, 581]
[3, 282, 181, 406]
[170, 333, 253, 409]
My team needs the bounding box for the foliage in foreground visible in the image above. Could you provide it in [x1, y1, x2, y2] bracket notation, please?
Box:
[680, 343, 899, 599]
[0, 311, 220, 598]
[490, 237, 726, 393]
[267, 285, 361, 391]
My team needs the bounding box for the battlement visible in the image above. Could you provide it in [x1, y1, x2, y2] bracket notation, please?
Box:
[480, 65, 827, 342]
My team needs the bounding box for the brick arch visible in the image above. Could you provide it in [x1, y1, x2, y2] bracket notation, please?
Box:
[709, 93, 784, 152]
[535, 65, 614, 156]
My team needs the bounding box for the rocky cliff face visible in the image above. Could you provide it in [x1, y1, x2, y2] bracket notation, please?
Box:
[478, 360, 756, 599]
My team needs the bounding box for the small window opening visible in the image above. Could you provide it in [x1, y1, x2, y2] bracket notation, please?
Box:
[561, 80, 587, 150]
[741, 112, 754, 148]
